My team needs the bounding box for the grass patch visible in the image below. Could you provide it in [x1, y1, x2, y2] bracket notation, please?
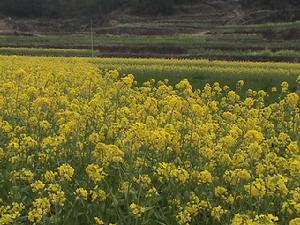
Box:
[187, 49, 300, 58]
[219, 20, 300, 31]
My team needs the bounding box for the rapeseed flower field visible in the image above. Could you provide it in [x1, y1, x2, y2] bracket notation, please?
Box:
[0, 56, 299, 225]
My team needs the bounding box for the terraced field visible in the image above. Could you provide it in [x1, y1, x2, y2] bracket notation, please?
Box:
[0, 0, 299, 61]
[0, 32, 300, 61]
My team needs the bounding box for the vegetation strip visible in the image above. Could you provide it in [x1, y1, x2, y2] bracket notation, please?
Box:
[1, 47, 300, 63]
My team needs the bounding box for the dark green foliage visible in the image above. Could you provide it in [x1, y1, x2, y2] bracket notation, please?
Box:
[0, 0, 129, 17]
[0, 0, 298, 18]
[0, 0, 202, 17]
[130, 0, 174, 15]
[0, 0, 43, 17]
[241, 0, 300, 10]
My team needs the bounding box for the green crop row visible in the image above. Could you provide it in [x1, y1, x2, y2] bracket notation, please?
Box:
[0, 34, 299, 50]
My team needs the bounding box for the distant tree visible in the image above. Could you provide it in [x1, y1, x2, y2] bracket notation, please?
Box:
[241, 0, 299, 10]
[0, 0, 42, 17]
[0, 0, 297, 18]
[0, 0, 195, 17]
[130, 0, 174, 15]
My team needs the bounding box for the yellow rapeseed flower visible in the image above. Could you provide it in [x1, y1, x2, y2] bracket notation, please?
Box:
[86, 164, 106, 183]
[57, 163, 74, 181]
[130, 203, 146, 218]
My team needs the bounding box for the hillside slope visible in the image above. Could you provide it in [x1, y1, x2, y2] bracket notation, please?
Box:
[0, 0, 299, 61]
[0, 0, 299, 34]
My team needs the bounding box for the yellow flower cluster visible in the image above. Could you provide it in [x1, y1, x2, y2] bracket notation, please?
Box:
[27, 198, 51, 224]
[232, 213, 279, 225]
[130, 203, 146, 218]
[57, 163, 74, 182]
[75, 188, 88, 200]
[92, 143, 124, 165]
[176, 193, 210, 225]
[0, 202, 24, 224]
[156, 162, 190, 183]
[0, 56, 299, 224]
[86, 163, 107, 183]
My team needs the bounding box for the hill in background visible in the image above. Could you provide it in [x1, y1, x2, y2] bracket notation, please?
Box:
[0, 0, 299, 34]
[0, 0, 300, 61]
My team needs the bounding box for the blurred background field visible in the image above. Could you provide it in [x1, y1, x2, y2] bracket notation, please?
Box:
[0, 0, 300, 61]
